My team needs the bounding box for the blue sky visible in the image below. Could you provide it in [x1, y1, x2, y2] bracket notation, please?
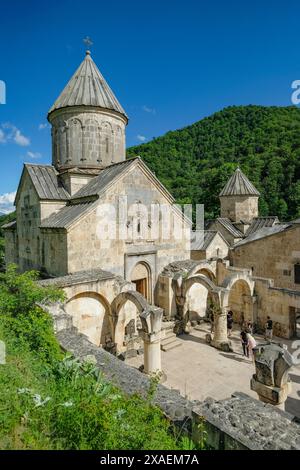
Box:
[0, 0, 300, 212]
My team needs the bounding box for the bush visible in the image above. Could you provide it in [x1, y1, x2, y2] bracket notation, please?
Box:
[0, 266, 197, 450]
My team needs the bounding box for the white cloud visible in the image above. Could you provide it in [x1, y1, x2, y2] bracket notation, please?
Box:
[1, 123, 30, 147]
[0, 191, 16, 214]
[14, 130, 30, 147]
[137, 135, 146, 142]
[27, 151, 42, 159]
[142, 105, 156, 115]
[0, 128, 6, 143]
[38, 123, 49, 130]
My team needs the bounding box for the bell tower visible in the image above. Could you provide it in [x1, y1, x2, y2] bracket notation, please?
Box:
[219, 168, 260, 223]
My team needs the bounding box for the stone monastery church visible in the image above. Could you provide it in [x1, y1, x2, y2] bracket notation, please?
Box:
[3, 51, 300, 372]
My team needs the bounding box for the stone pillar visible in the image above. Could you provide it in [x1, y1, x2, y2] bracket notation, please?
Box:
[211, 306, 233, 352]
[142, 331, 161, 374]
[65, 125, 71, 164]
[81, 125, 87, 162]
[250, 343, 293, 409]
[139, 306, 163, 376]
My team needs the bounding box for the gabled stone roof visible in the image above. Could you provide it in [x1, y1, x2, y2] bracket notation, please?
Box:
[40, 201, 95, 229]
[191, 230, 229, 251]
[16, 164, 70, 204]
[246, 216, 279, 236]
[40, 157, 180, 230]
[215, 218, 244, 238]
[71, 158, 136, 199]
[1, 219, 16, 230]
[219, 168, 260, 197]
[48, 51, 127, 119]
[233, 224, 291, 248]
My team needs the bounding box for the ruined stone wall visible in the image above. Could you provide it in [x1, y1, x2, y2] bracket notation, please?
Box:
[231, 225, 300, 291]
[254, 277, 300, 338]
[52, 314, 300, 450]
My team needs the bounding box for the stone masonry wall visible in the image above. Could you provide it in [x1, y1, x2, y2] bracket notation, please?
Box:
[231, 225, 300, 291]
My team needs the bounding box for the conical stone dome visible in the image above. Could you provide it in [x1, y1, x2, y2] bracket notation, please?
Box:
[48, 51, 127, 171]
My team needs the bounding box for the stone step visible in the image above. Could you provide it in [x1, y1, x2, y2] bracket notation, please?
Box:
[163, 331, 176, 341]
[161, 335, 178, 347]
[161, 341, 182, 352]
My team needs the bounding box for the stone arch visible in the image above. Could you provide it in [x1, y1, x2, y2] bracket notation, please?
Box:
[64, 291, 113, 347]
[111, 290, 150, 354]
[183, 275, 221, 308]
[83, 118, 100, 163]
[187, 262, 217, 282]
[222, 274, 255, 324]
[114, 125, 123, 162]
[100, 121, 113, 164]
[130, 261, 152, 303]
[68, 117, 83, 164]
[58, 125, 67, 165]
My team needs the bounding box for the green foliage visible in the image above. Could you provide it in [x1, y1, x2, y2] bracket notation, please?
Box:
[0, 267, 202, 450]
[127, 105, 300, 221]
[0, 265, 64, 363]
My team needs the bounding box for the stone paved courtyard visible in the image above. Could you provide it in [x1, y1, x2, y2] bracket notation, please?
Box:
[126, 323, 300, 418]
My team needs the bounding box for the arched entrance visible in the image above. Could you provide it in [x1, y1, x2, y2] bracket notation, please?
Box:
[130, 261, 152, 303]
[186, 283, 213, 320]
[64, 292, 112, 346]
[181, 275, 221, 327]
[227, 279, 253, 324]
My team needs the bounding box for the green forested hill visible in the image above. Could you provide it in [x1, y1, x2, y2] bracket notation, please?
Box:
[127, 105, 300, 220]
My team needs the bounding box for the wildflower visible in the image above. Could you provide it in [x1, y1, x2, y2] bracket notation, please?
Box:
[62, 401, 73, 408]
[17, 388, 32, 395]
[32, 394, 51, 407]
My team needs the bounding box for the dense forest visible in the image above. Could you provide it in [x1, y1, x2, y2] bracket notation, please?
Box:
[127, 105, 300, 221]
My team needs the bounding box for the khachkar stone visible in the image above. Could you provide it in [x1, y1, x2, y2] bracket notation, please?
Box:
[250, 342, 294, 409]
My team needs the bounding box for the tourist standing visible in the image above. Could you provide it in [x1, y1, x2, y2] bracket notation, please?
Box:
[247, 331, 257, 362]
[240, 330, 249, 357]
[265, 316, 273, 341]
[227, 311, 234, 337]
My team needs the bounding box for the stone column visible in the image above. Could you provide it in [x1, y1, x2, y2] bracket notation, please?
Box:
[65, 125, 71, 164]
[250, 343, 293, 409]
[141, 331, 162, 374]
[211, 306, 233, 352]
[81, 125, 87, 162]
[139, 306, 163, 376]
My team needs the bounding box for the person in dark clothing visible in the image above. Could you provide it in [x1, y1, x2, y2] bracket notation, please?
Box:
[265, 316, 273, 340]
[227, 311, 234, 337]
[240, 330, 249, 357]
